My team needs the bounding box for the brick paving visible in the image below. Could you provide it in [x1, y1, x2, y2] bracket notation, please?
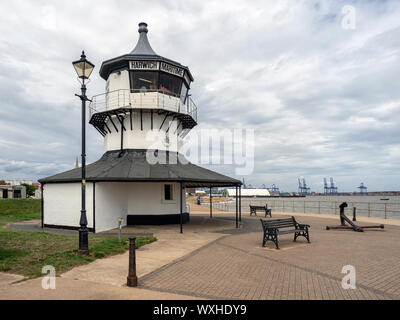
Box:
[140, 214, 400, 299]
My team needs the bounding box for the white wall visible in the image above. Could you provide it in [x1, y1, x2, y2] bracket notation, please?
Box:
[44, 182, 187, 233]
[125, 182, 184, 215]
[107, 70, 130, 93]
[43, 183, 94, 229]
[103, 111, 181, 153]
[95, 182, 186, 232]
[95, 182, 128, 233]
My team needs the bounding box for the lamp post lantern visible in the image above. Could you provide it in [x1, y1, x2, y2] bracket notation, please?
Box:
[72, 51, 94, 255]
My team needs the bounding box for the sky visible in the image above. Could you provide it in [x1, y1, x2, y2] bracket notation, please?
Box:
[0, 0, 400, 192]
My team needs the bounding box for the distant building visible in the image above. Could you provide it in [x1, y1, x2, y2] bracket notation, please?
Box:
[186, 188, 196, 194]
[0, 185, 26, 199]
[226, 188, 270, 197]
[32, 183, 42, 199]
[4, 179, 32, 186]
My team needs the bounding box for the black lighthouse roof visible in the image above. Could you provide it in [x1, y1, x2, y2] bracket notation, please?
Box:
[39, 150, 241, 188]
[129, 22, 157, 56]
[99, 22, 194, 81]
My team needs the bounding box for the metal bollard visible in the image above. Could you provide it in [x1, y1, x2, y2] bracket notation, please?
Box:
[118, 218, 124, 243]
[353, 207, 357, 221]
[127, 236, 138, 287]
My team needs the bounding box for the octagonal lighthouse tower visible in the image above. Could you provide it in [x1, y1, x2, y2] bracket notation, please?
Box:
[90, 22, 197, 153]
[39, 23, 241, 233]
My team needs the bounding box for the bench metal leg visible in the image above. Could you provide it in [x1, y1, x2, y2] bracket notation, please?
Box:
[263, 232, 279, 249]
[294, 229, 310, 243]
[274, 236, 279, 249]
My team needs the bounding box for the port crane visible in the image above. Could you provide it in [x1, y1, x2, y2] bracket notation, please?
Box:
[323, 177, 338, 194]
[298, 178, 310, 195]
[358, 183, 367, 195]
[324, 178, 329, 195]
[268, 184, 279, 192]
[330, 178, 338, 195]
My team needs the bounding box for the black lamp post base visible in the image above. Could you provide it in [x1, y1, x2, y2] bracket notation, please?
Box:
[78, 228, 89, 255]
[127, 276, 138, 287]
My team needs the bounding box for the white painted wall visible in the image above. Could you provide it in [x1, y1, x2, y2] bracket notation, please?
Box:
[126, 182, 184, 215]
[107, 70, 130, 93]
[44, 182, 187, 233]
[43, 183, 94, 229]
[95, 182, 186, 232]
[95, 182, 128, 233]
[103, 112, 181, 153]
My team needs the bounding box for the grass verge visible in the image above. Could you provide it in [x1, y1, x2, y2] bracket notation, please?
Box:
[0, 199, 42, 227]
[0, 199, 156, 278]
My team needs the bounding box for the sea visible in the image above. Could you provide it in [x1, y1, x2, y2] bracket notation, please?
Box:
[210, 195, 400, 219]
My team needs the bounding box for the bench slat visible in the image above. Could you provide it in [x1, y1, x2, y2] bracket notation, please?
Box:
[262, 218, 293, 222]
[264, 221, 292, 225]
[264, 221, 293, 225]
[277, 229, 297, 234]
[262, 221, 294, 227]
[262, 225, 293, 228]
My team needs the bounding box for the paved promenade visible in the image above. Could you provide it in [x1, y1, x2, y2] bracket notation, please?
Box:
[1, 208, 399, 300]
[140, 213, 400, 300]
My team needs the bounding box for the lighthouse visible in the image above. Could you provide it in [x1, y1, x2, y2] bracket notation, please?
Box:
[40, 23, 241, 233]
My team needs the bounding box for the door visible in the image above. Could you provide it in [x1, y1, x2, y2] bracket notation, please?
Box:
[2, 189, 8, 199]
[13, 189, 21, 199]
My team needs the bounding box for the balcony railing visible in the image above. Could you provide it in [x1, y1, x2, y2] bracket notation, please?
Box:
[89, 89, 197, 123]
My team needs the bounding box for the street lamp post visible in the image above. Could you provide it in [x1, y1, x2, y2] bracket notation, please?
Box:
[72, 51, 95, 255]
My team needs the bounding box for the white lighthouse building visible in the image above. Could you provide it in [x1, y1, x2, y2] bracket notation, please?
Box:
[40, 23, 241, 233]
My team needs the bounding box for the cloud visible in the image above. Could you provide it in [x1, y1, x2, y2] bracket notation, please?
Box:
[0, 0, 400, 192]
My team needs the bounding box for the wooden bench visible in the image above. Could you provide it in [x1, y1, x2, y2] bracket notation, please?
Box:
[249, 205, 272, 217]
[260, 217, 310, 249]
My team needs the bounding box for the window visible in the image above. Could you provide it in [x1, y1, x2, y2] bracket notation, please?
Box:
[159, 73, 182, 97]
[180, 82, 188, 103]
[130, 71, 158, 91]
[13, 189, 21, 199]
[164, 184, 173, 201]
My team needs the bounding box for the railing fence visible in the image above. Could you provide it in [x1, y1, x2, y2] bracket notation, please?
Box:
[203, 199, 400, 219]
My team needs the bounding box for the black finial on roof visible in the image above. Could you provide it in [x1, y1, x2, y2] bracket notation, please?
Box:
[130, 22, 157, 56]
[138, 22, 148, 33]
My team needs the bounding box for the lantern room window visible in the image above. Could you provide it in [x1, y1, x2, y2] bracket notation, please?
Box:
[159, 73, 182, 97]
[180, 82, 188, 103]
[130, 71, 158, 91]
[129, 70, 187, 98]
